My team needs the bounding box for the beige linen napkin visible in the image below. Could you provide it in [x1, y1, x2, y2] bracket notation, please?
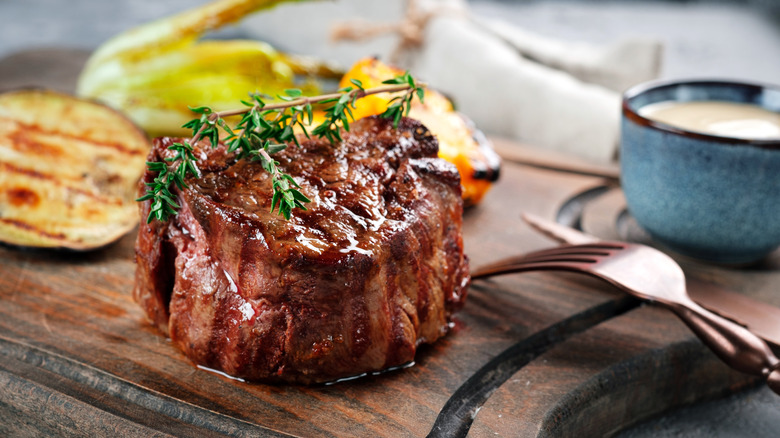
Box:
[472, 16, 663, 94]
[241, 0, 663, 164]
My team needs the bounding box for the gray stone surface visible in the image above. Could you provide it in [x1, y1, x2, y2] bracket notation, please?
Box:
[0, 1, 210, 58]
[619, 384, 780, 438]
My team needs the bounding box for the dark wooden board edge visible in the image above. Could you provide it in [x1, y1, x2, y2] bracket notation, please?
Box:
[0, 336, 289, 438]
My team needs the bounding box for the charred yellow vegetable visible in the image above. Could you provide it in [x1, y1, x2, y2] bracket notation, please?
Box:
[0, 90, 150, 250]
[76, 0, 498, 205]
[340, 58, 500, 205]
[77, 0, 340, 137]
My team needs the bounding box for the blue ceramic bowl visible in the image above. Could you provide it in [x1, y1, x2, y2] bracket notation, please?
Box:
[621, 79, 780, 264]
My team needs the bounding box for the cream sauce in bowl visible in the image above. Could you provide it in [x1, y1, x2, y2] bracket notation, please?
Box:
[638, 101, 780, 140]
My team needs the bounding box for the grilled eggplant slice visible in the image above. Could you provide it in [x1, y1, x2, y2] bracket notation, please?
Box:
[0, 89, 150, 250]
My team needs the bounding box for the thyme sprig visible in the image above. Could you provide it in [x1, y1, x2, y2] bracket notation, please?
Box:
[138, 72, 425, 223]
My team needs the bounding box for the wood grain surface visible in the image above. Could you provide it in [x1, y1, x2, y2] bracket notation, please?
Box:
[1, 49, 778, 437]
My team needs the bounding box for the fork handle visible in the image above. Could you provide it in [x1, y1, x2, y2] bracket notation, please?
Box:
[669, 300, 780, 394]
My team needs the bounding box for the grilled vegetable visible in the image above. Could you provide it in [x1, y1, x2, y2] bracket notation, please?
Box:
[339, 58, 500, 205]
[77, 0, 341, 137]
[0, 89, 150, 250]
[74, 0, 498, 205]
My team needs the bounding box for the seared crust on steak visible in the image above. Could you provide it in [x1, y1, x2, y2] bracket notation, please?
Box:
[134, 116, 470, 383]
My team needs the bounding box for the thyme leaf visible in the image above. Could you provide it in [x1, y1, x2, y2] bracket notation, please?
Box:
[138, 72, 424, 223]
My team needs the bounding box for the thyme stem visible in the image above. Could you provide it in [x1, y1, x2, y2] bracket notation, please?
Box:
[138, 72, 425, 223]
[209, 82, 422, 119]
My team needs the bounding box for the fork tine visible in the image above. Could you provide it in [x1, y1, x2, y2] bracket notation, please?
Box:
[516, 254, 600, 265]
[478, 244, 616, 267]
[545, 243, 623, 253]
[506, 253, 602, 267]
[523, 243, 623, 258]
[522, 249, 611, 262]
[471, 258, 591, 280]
[471, 242, 630, 280]
[472, 252, 594, 274]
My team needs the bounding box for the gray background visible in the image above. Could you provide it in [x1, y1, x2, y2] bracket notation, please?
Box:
[2, 0, 779, 84]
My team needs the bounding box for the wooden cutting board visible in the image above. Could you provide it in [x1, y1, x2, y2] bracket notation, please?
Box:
[1, 49, 778, 437]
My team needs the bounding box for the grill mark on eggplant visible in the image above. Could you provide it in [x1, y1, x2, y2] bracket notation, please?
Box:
[3, 120, 146, 156]
[0, 217, 68, 240]
[0, 162, 124, 205]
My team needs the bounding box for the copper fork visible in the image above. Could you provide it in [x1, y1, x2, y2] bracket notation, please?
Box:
[472, 241, 780, 395]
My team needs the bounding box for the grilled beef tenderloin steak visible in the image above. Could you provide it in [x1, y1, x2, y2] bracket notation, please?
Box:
[134, 116, 470, 384]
